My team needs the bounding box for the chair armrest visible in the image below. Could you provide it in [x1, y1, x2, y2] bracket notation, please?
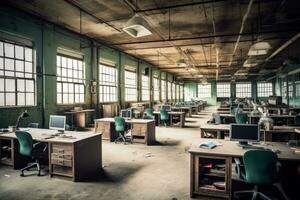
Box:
[234, 158, 245, 180]
[33, 142, 48, 153]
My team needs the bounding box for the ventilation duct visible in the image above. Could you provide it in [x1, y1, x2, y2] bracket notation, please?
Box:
[123, 14, 152, 38]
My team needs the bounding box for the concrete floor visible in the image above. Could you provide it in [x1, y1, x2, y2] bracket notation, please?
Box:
[0, 106, 217, 200]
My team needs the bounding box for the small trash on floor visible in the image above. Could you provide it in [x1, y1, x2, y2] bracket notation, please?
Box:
[102, 164, 109, 168]
[4, 174, 10, 178]
[144, 152, 154, 158]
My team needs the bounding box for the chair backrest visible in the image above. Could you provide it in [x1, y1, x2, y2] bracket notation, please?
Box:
[212, 113, 221, 124]
[294, 115, 300, 126]
[15, 131, 33, 157]
[160, 109, 169, 120]
[235, 112, 248, 124]
[243, 150, 278, 185]
[28, 123, 39, 128]
[114, 116, 125, 132]
[144, 108, 154, 117]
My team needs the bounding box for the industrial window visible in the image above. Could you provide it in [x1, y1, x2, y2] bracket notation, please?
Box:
[0, 40, 35, 107]
[99, 63, 117, 102]
[56, 54, 85, 104]
[216, 83, 230, 98]
[176, 84, 180, 101]
[282, 79, 293, 98]
[296, 82, 300, 97]
[257, 82, 273, 97]
[168, 81, 172, 100]
[141, 75, 149, 101]
[236, 82, 251, 98]
[198, 84, 211, 98]
[180, 85, 184, 100]
[161, 79, 166, 100]
[153, 77, 159, 101]
[124, 70, 137, 101]
[172, 82, 176, 100]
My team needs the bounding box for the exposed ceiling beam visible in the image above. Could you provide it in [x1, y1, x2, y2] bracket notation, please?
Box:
[63, 0, 122, 32]
[266, 32, 300, 62]
[110, 29, 299, 46]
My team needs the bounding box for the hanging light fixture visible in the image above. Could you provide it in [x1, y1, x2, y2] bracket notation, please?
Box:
[176, 58, 188, 67]
[123, 14, 152, 38]
[248, 41, 271, 56]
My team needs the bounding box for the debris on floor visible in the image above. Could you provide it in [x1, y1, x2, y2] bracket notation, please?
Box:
[144, 152, 154, 158]
[4, 174, 10, 178]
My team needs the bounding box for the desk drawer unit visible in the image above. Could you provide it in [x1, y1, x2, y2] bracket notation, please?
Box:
[50, 143, 74, 178]
[95, 121, 112, 140]
[132, 123, 147, 136]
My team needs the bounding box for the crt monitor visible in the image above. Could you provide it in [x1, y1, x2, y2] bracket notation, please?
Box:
[161, 105, 171, 112]
[120, 109, 132, 118]
[49, 115, 66, 132]
[230, 124, 260, 146]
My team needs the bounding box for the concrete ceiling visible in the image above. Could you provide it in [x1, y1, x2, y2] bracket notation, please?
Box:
[5, 0, 300, 81]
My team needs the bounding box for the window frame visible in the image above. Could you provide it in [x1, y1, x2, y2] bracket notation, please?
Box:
[161, 79, 166, 101]
[216, 82, 231, 98]
[198, 83, 211, 98]
[257, 82, 273, 97]
[124, 69, 137, 102]
[141, 74, 150, 101]
[153, 77, 160, 101]
[56, 53, 85, 105]
[0, 40, 36, 107]
[235, 82, 252, 98]
[98, 62, 118, 103]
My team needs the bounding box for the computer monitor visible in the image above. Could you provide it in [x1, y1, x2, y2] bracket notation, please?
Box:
[230, 124, 260, 146]
[120, 109, 132, 119]
[161, 105, 171, 112]
[49, 115, 66, 132]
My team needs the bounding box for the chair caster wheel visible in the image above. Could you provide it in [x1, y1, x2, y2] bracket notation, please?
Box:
[37, 173, 41, 176]
[20, 173, 25, 177]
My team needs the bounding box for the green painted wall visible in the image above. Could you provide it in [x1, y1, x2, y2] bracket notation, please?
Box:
[0, 6, 180, 129]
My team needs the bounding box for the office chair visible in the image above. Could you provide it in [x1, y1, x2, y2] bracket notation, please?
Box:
[212, 113, 221, 124]
[235, 113, 248, 124]
[294, 115, 300, 126]
[114, 117, 132, 144]
[160, 109, 169, 127]
[15, 131, 48, 177]
[144, 108, 154, 119]
[234, 150, 288, 200]
[28, 123, 39, 128]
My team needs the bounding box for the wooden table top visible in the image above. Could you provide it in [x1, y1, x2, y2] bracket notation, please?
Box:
[153, 111, 185, 115]
[65, 109, 95, 114]
[219, 113, 296, 118]
[189, 138, 300, 161]
[94, 118, 155, 123]
[0, 128, 101, 143]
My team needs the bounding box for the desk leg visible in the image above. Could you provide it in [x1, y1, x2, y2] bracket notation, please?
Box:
[190, 154, 196, 198]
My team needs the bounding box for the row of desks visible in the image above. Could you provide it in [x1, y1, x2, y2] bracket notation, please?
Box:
[200, 123, 300, 141]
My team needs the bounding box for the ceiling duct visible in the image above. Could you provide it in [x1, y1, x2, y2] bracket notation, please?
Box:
[248, 41, 271, 56]
[176, 59, 188, 67]
[123, 14, 152, 38]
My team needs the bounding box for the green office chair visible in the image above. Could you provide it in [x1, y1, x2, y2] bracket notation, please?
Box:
[114, 117, 132, 144]
[294, 115, 300, 126]
[15, 131, 48, 176]
[234, 150, 288, 200]
[160, 109, 169, 127]
[235, 112, 248, 124]
[144, 108, 154, 119]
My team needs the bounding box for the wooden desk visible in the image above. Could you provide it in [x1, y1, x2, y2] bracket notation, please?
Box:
[94, 118, 156, 145]
[172, 106, 193, 117]
[153, 111, 185, 128]
[189, 139, 300, 199]
[0, 128, 102, 181]
[64, 109, 95, 130]
[200, 123, 300, 141]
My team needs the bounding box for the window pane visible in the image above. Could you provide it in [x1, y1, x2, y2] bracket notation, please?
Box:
[15, 45, 24, 60]
[0, 42, 3, 56]
[0, 78, 3, 92]
[4, 43, 14, 58]
[26, 80, 34, 92]
[26, 93, 34, 105]
[25, 48, 32, 61]
[6, 93, 15, 106]
[5, 58, 14, 76]
[17, 93, 25, 106]
[0, 93, 4, 106]
[5, 79, 15, 92]
[17, 79, 25, 92]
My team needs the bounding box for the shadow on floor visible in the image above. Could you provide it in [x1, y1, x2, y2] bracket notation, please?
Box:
[153, 139, 181, 146]
[85, 163, 144, 183]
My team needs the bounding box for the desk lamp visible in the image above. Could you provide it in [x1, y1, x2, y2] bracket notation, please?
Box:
[16, 110, 29, 130]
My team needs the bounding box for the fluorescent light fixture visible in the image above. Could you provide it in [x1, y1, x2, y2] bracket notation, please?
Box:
[176, 59, 188, 67]
[123, 14, 152, 38]
[243, 58, 260, 67]
[248, 42, 271, 56]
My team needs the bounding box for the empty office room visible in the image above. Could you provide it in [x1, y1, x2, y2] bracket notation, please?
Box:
[0, 0, 300, 200]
